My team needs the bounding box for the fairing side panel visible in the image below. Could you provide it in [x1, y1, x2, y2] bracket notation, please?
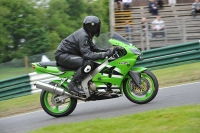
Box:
[92, 46, 138, 92]
[32, 63, 75, 77]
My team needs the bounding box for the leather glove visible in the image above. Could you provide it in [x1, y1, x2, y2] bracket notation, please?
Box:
[99, 48, 115, 59]
[105, 48, 115, 57]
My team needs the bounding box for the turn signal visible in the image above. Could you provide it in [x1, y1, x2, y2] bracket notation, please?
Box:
[32, 65, 36, 69]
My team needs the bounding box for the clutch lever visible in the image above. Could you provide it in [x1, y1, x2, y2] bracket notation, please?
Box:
[108, 50, 119, 61]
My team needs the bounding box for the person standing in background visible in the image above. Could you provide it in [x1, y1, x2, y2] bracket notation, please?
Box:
[124, 20, 132, 41]
[192, 0, 200, 18]
[115, 0, 123, 10]
[168, 0, 176, 5]
[148, 0, 158, 15]
[151, 16, 165, 39]
[141, 17, 151, 40]
[122, 0, 132, 10]
[157, 0, 164, 9]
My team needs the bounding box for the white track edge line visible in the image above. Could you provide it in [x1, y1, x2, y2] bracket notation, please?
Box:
[159, 81, 200, 89]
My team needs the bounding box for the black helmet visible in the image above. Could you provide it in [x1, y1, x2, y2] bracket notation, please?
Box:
[83, 16, 101, 37]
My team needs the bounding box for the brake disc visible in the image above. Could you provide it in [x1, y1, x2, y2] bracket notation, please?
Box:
[129, 78, 150, 96]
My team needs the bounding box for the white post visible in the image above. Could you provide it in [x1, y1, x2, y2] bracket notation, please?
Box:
[109, 0, 115, 36]
[145, 22, 150, 50]
[140, 24, 145, 51]
[182, 19, 186, 43]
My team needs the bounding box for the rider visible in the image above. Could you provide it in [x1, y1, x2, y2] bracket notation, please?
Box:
[55, 16, 114, 94]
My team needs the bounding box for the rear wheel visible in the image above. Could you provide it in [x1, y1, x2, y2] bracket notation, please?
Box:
[40, 82, 77, 117]
[123, 70, 159, 104]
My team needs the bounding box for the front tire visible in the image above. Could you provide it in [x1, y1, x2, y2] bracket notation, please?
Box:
[123, 70, 159, 104]
[40, 83, 77, 117]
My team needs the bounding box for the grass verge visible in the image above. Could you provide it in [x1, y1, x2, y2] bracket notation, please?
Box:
[153, 62, 200, 88]
[0, 62, 200, 118]
[29, 104, 200, 133]
[0, 93, 41, 118]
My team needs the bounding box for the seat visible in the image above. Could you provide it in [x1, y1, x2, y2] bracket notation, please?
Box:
[58, 66, 76, 72]
[38, 61, 76, 72]
[39, 61, 57, 67]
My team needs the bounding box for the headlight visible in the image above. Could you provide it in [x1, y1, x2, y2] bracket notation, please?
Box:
[129, 48, 142, 55]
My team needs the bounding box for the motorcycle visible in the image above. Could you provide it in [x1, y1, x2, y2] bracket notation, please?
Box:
[32, 32, 159, 117]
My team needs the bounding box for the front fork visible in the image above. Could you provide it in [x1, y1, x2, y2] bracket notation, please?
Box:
[128, 67, 148, 89]
[129, 71, 142, 88]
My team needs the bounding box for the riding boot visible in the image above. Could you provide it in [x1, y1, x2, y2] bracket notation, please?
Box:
[104, 83, 113, 92]
[68, 67, 86, 94]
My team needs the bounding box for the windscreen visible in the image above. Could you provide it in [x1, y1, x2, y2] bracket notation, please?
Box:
[111, 32, 130, 45]
[94, 32, 132, 48]
[93, 32, 112, 48]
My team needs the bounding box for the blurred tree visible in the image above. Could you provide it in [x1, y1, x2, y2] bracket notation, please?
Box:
[0, 4, 11, 63]
[0, 0, 110, 63]
[86, 0, 109, 33]
[45, 0, 109, 49]
[0, 0, 46, 62]
[45, 0, 87, 48]
[21, 28, 51, 55]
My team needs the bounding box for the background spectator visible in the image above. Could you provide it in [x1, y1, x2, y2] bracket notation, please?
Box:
[115, 0, 123, 10]
[122, 0, 132, 10]
[151, 16, 165, 39]
[148, 0, 158, 15]
[192, 0, 200, 18]
[168, 0, 177, 5]
[141, 17, 151, 39]
[157, 0, 164, 9]
[124, 20, 132, 41]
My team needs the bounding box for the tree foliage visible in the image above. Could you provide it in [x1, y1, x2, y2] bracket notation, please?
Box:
[0, 0, 109, 63]
[22, 28, 51, 55]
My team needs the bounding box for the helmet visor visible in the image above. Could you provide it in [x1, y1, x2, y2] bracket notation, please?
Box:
[94, 21, 101, 37]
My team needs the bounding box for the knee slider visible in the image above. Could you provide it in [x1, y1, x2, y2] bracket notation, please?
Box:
[82, 60, 94, 73]
[83, 65, 92, 73]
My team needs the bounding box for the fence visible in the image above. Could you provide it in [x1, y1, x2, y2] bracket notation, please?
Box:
[0, 40, 199, 101]
[115, 18, 200, 51]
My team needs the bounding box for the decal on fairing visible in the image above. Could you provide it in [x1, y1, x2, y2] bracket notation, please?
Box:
[119, 62, 130, 65]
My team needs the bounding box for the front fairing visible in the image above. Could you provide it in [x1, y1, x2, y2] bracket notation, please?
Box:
[92, 33, 141, 88]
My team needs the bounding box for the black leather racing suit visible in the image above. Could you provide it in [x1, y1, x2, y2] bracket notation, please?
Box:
[55, 28, 107, 84]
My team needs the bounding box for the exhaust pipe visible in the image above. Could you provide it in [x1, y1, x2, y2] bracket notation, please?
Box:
[34, 81, 86, 101]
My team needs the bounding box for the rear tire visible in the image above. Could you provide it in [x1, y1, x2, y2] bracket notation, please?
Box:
[123, 70, 159, 104]
[40, 82, 77, 117]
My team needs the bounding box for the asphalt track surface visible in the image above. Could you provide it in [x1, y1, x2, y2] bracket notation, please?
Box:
[0, 82, 200, 133]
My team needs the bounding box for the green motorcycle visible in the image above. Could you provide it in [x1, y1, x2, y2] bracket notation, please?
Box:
[32, 32, 159, 117]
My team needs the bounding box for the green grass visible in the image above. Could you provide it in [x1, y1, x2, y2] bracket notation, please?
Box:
[29, 105, 200, 133]
[0, 62, 200, 118]
[153, 62, 200, 88]
[0, 93, 41, 118]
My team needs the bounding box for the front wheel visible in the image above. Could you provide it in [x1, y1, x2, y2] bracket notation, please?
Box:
[40, 83, 77, 117]
[123, 70, 159, 104]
